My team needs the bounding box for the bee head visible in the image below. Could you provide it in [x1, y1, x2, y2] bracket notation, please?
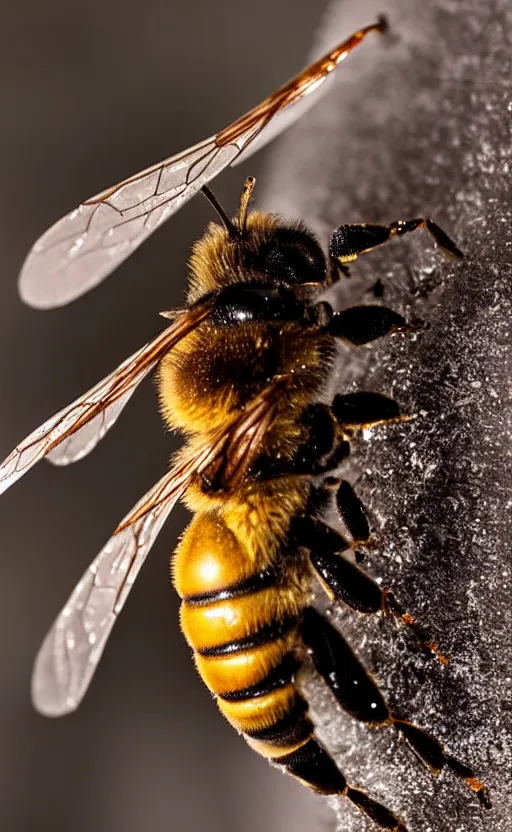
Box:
[256, 224, 327, 288]
[189, 182, 327, 304]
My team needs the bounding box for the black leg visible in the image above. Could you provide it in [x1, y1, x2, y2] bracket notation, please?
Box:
[262, 390, 406, 480]
[301, 609, 490, 808]
[278, 739, 408, 830]
[335, 479, 371, 542]
[298, 515, 384, 614]
[301, 607, 389, 722]
[277, 738, 347, 794]
[295, 508, 449, 662]
[300, 395, 405, 472]
[327, 305, 408, 345]
[345, 788, 407, 831]
[254, 393, 404, 483]
[329, 218, 463, 267]
[332, 392, 401, 428]
[308, 476, 371, 545]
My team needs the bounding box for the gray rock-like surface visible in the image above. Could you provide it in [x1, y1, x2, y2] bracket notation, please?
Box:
[263, 1, 511, 830]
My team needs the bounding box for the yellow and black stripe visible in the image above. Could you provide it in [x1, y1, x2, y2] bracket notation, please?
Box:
[173, 510, 327, 773]
[173, 511, 410, 827]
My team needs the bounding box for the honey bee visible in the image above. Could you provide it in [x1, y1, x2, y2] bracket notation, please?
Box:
[2, 17, 490, 832]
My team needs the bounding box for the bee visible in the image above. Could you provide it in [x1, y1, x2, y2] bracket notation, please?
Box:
[1, 17, 489, 832]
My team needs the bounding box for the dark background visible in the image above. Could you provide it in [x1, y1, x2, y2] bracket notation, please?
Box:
[0, 2, 331, 831]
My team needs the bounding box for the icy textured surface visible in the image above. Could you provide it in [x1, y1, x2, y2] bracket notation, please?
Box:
[264, 1, 511, 830]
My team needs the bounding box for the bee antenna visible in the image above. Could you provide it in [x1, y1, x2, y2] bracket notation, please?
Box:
[237, 176, 256, 235]
[201, 186, 240, 239]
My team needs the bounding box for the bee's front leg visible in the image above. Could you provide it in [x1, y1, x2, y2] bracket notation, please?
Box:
[329, 218, 463, 271]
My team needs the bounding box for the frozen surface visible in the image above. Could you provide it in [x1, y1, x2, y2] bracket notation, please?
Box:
[263, 1, 511, 830]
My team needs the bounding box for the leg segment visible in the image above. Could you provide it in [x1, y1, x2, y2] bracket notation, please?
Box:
[336, 479, 370, 541]
[307, 474, 371, 545]
[301, 607, 388, 723]
[277, 738, 407, 830]
[332, 392, 401, 427]
[295, 508, 449, 661]
[253, 391, 403, 483]
[301, 609, 490, 807]
[292, 514, 383, 614]
[327, 305, 408, 345]
[329, 218, 463, 267]
[277, 738, 347, 793]
[312, 476, 371, 563]
[297, 394, 403, 475]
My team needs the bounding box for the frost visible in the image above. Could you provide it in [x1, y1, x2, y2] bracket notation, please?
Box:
[264, 0, 512, 829]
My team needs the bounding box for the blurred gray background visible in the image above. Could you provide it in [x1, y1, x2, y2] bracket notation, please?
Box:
[0, 2, 332, 831]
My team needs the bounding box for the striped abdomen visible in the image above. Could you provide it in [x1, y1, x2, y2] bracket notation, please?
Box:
[172, 510, 317, 765]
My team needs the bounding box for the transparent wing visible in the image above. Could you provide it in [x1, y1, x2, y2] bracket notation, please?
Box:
[0, 301, 213, 486]
[19, 20, 384, 309]
[46, 385, 136, 466]
[32, 448, 206, 716]
[31, 375, 288, 716]
[19, 137, 237, 309]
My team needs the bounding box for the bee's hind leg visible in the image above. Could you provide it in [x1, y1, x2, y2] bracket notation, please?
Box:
[277, 735, 408, 831]
[300, 608, 490, 809]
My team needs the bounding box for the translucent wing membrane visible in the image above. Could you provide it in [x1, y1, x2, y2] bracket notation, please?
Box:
[32, 449, 208, 716]
[31, 377, 288, 715]
[18, 20, 384, 308]
[19, 138, 237, 309]
[0, 301, 214, 486]
[46, 386, 136, 466]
